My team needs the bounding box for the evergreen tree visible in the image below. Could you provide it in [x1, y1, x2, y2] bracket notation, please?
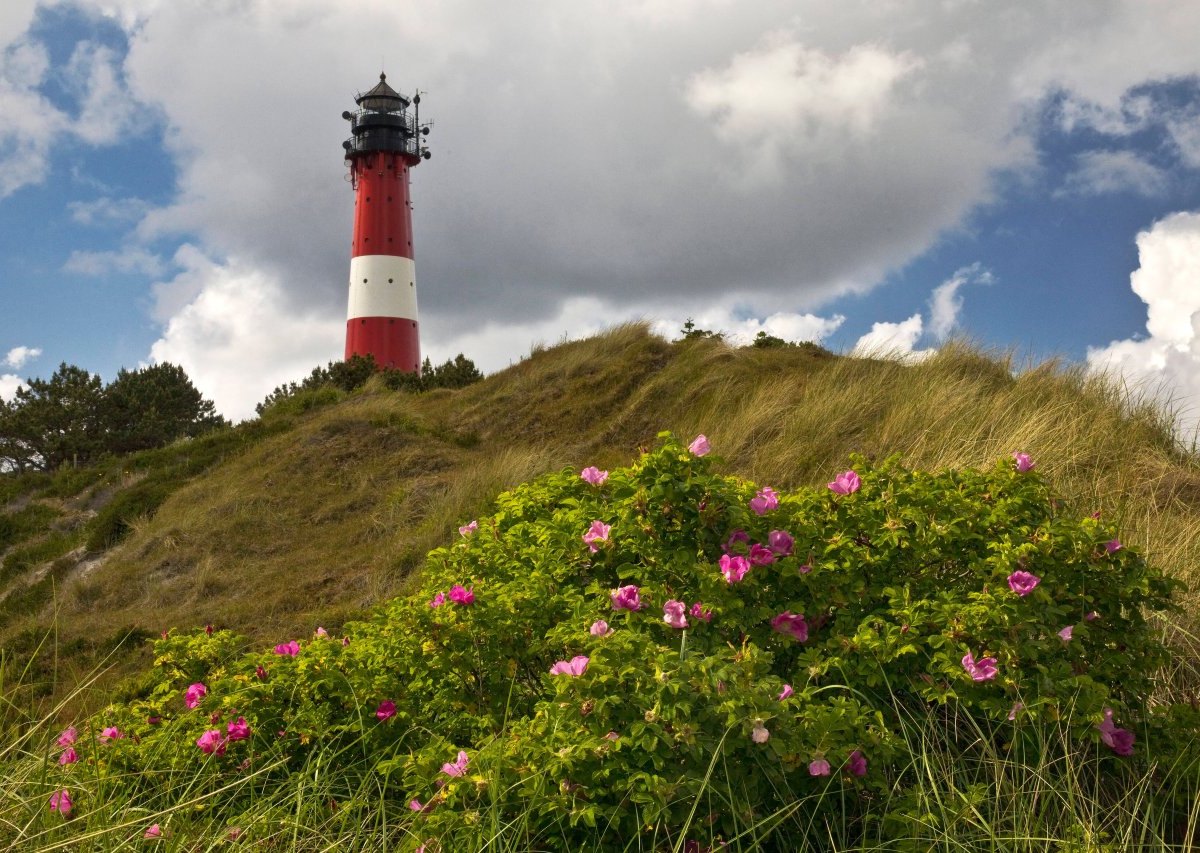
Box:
[0, 364, 104, 470]
[425, 353, 483, 388]
[101, 363, 227, 454]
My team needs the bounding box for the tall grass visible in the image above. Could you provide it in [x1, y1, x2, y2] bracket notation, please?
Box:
[1, 632, 1196, 851]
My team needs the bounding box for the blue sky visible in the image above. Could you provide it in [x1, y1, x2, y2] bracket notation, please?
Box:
[2, 1, 1200, 425]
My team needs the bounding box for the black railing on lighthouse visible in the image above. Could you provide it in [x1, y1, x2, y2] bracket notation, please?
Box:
[341, 73, 431, 162]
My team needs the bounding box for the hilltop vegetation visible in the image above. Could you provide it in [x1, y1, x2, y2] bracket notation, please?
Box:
[1, 325, 1198, 718]
[0, 362, 226, 473]
[0, 323, 1195, 848]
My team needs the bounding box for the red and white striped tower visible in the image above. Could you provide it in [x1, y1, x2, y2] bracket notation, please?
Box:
[341, 74, 431, 371]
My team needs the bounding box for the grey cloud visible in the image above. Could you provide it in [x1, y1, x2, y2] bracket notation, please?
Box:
[68, 195, 151, 225]
[1057, 150, 1168, 198]
[63, 246, 166, 277]
[63, 0, 1200, 346]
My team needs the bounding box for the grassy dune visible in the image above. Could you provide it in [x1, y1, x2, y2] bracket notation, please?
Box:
[2, 324, 1200, 849]
[1, 323, 1198, 714]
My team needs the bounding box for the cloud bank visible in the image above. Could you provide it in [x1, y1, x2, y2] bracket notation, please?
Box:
[5, 1, 1200, 417]
[1087, 211, 1200, 441]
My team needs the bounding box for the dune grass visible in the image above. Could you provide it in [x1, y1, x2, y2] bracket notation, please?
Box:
[1, 325, 1199, 849]
[1, 323, 1198, 713]
[0, 633, 1196, 851]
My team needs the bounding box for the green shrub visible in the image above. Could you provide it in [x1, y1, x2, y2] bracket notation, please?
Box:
[33, 435, 1197, 848]
[0, 530, 76, 586]
[0, 503, 60, 550]
[85, 480, 174, 551]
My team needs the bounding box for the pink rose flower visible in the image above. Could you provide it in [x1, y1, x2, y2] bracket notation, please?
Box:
[749, 486, 779, 516]
[196, 729, 227, 755]
[580, 466, 609, 486]
[610, 585, 642, 611]
[449, 584, 475, 605]
[1098, 708, 1135, 756]
[590, 619, 612, 636]
[49, 789, 71, 817]
[1012, 452, 1035, 473]
[777, 684, 793, 701]
[376, 700, 396, 721]
[99, 726, 123, 742]
[58, 747, 78, 766]
[809, 758, 831, 776]
[688, 434, 711, 457]
[723, 529, 749, 553]
[1058, 625, 1074, 642]
[751, 723, 769, 743]
[429, 592, 446, 608]
[846, 750, 868, 777]
[1104, 538, 1122, 554]
[663, 600, 688, 629]
[771, 611, 809, 642]
[274, 640, 300, 656]
[549, 655, 590, 676]
[1007, 570, 1041, 596]
[226, 717, 252, 741]
[748, 543, 775, 566]
[56, 727, 77, 747]
[441, 750, 469, 777]
[962, 652, 998, 682]
[458, 520, 478, 536]
[144, 824, 162, 839]
[767, 529, 794, 556]
[185, 682, 207, 709]
[689, 602, 713, 623]
[719, 553, 750, 583]
[828, 470, 861, 495]
[583, 520, 611, 553]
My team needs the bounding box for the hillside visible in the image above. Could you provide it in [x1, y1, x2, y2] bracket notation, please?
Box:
[2, 323, 1198, 713]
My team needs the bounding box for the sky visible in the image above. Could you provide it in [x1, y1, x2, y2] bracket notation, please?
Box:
[2, 1, 1200, 428]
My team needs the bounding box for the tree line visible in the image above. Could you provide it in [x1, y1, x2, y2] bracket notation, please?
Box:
[0, 363, 226, 472]
[255, 353, 482, 415]
[1, 353, 485, 472]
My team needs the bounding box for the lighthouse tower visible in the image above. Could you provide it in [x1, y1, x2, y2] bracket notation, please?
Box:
[341, 74, 431, 371]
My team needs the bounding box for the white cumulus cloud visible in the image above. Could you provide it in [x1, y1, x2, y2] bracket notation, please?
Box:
[0, 37, 67, 198]
[148, 250, 343, 422]
[852, 314, 933, 360]
[0, 374, 22, 401]
[650, 308, 844, 347]
[1087, 211, 1200, 441]
[3, 345, 41, 368]
[928, 263, 993, 340]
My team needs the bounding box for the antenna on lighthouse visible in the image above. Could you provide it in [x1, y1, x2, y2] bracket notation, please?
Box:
[341, 75, 431, 373]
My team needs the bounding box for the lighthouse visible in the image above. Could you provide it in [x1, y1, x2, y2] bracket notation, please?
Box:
[341, 74, 431, 372]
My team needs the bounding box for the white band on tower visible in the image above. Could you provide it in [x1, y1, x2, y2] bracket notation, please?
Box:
[346, 255, 418, 320]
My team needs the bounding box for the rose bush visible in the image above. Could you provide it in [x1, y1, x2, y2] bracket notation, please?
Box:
[40, 433, 1194, 848]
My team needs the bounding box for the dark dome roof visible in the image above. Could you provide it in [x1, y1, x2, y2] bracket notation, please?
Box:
[355, 73, 409, 112]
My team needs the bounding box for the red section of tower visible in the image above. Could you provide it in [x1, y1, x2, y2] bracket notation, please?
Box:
[349, 155, 415, 258]
[341, 74, 430, 372]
